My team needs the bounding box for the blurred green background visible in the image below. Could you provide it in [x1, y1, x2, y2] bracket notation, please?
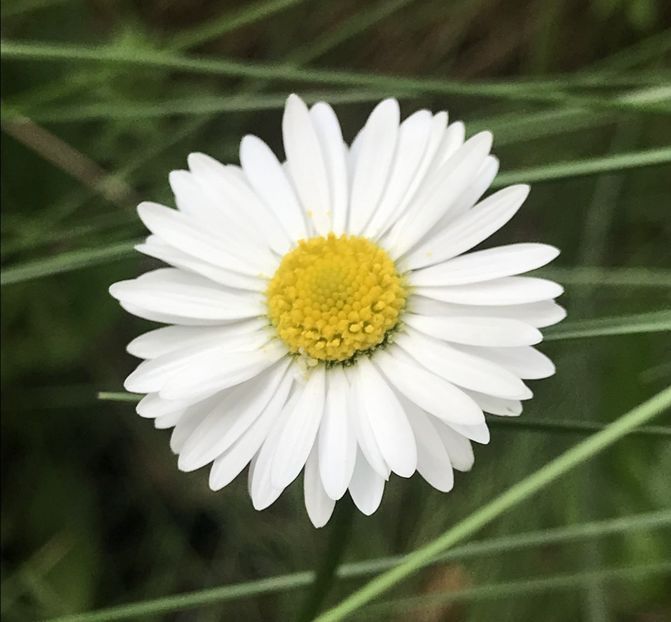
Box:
[1, 1, 671, 620]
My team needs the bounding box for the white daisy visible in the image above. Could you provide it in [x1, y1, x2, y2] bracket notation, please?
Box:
[110, 94, 565, 527]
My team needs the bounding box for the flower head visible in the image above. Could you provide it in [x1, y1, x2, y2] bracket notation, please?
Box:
[110, 94, 564, 527]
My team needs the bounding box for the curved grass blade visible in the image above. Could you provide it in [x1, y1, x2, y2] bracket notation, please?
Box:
[42, 510, 671, 622]
[0, 240, 139, 286]
[492, 146, 671, 187]
[314, 385, 671, 621]
[544, 311, 671, 341]
[2, 40, 669, 112]
[363, 562, 671, 618]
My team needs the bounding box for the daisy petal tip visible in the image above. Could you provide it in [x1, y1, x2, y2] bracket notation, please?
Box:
[208, 472, 225, 492]
[239, 133, 260, 152]
[520, 184, 532, 199]
[177, 453, 203, 473]
[122, 375, 143, 395]
[308, 516, 330, 529]
[136, 200, 163, 222]
[482, 129, 494, 144]
[519, 386, 534, 400]
[108, 281, 126, 300]
[286, 93, 306, 110]
[186, 151, 210, 172]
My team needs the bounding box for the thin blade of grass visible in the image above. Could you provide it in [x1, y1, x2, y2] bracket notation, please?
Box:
[314, 385, 671, 621]
[487, 418, 671, 438]
[10, 90, 392, 123]
[491, 146, 671, 187]
[2, 40, 669, 112]
[544, 311, 671, 341]
[0, 240, 139, 286]
[539, 267, 671, 288]
[363, 562, 671, 617]
[42, 510, 671, 622]
[172, 0, 308, 51]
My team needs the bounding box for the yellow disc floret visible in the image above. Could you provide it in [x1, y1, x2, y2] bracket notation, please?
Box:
[267, 234, 407, 363]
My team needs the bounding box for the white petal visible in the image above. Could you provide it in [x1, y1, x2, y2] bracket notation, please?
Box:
[363, 110, 433, 240]
[310, 102, 349, 235]
[354, 357, 416, 478]
[110, 271, 265, 322]
[239, 135, 308, 242]
[408, 296, 567, 328]
[304, 446, 336, 528]
[389, 111, 448, 225]
[123, 329, 272, 394]
[159, 341, 287, 401]
[136, 392, 191, 419]
[348, 450, 385, 516]
[462, 345, 556, 379]
[136, 236, 265, 292]
[410, 244, 560, 287]
[430, 120, 465, 171]
[153, 408, 183, 429]
[187, 153, 291, 256]
[404, 184, 530, 270]
[249, 390, 300, 510]
[397, 328, 532, 400]
[404, 314, 542, 347]
[465, 390, 523, 416]
[448, 421, 490, 444]
[137, 202, 275, 276]
[169, 168, 216, 218]
[178, 360, 291, 472]
[387, 132, 493, 258]
[373, 347, 485, 425]
[169, 394, 222, 454]
[120, 301, 222, 326]
[414, 276, 564, 306]
[440, 155, 498, 224]
[208, 368, 294, 490]
[283, 94, 331, 235]
[404, 405, 454, 492]
[435, 424, 474, 472]
[318, 366, 356, 500]
[348, 366, 390, 479]
[127, 319, 267, 359]
[271, 366, 326, 489]
[348, 98, 400, 234]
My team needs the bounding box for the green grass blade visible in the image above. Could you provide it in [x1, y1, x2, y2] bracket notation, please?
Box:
[314, 385, 671, 622]
[171, 0, 308, 51]
[539, 267, 671, 288]
[287, 0, 419, 65]
[0, 240, 139, 286]
[2, 40, 669, 111]
[492, 146, 671, 187]
[474, 85, 671, 145]
[487, 417, 671, 438]
[364, 562, 671, 617]
[97, 392, 141, 402]
[10, 90, 391, 123]
[42, 510, 671, 622]
[1, 0, 72, 18]
[544, 311, 671, 341]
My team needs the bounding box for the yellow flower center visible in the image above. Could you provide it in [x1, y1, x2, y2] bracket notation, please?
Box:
[267, 234, 407, 363]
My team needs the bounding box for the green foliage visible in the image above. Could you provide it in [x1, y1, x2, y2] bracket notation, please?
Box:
[1, 1, 670, 621]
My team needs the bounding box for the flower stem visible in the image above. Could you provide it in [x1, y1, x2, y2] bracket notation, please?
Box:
[298, 499, 356, 622]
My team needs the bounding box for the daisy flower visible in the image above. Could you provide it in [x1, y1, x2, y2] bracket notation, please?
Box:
[109, 94, 565, 527]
